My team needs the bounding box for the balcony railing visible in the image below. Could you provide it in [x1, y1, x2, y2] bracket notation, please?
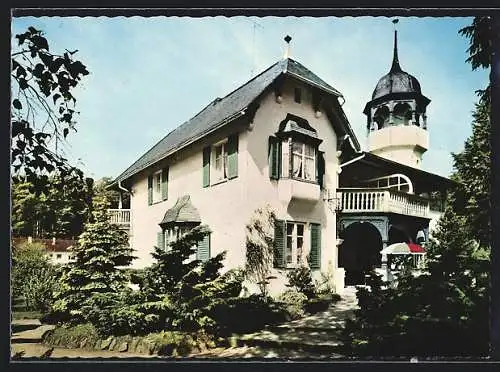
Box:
[337, 188, 430, 218]
[108, 209, 131, 226]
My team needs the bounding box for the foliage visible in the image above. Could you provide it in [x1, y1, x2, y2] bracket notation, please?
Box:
[11, 241, 60, 312]
[459, 16, 492, 103]
[11, 174, 94, 239]
[451, 101, 491, 247]
[43, 323, 100, 349]
[286, 266, 315, 299]
[210, 294, 289, 334]
[11, 26, 89, 195]
[93, 177, 130, 209]
[314, 269, 338, 297]
[277, 289, 307, 320]
[244, 205, 276, 296]
[47, 193, 134, 324]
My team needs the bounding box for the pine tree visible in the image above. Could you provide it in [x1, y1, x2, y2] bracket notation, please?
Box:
[49, 194, 134, 323]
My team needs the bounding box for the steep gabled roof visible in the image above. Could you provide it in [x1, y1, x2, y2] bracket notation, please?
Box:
[113, 58, 352, 184]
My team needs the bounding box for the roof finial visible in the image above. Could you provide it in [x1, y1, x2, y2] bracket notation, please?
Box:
[283, 35, 292, 59]
[390, 19, 402, 73]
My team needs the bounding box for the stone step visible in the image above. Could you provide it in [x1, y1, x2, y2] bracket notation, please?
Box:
[11, 325, 55, 344]
[235, 328, 343, 354]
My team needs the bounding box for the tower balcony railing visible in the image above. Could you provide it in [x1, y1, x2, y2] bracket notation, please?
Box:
[337, 188, 430, 218]
[107, 209, 131, 228]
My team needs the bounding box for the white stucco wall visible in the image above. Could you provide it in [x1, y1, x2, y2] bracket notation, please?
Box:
[368, 125, 429, 168]
[128, 76, 343, 295]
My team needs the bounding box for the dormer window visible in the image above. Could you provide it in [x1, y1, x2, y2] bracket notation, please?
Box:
[269, 114, 324, 186]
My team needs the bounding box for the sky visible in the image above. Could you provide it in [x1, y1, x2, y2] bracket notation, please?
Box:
[11, 16, 488, 180]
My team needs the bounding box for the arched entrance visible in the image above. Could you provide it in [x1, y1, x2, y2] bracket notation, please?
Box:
[339, 221, 383, 286]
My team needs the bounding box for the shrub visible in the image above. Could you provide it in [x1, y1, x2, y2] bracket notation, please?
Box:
[286, 266, 315, 299]
[43, 323, 100, 349]
[11, 241, 59, 312]
[277, 289, 307, 320]
[211, 294, 289, 334]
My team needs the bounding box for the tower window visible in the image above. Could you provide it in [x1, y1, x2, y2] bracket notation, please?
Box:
[294, 88, 302, 103]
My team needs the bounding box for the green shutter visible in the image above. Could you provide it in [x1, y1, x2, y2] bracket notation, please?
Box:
[317, 151, 325, 188]
[197, 233, 210, 262]
[162, 167, 169, 201]
[157, 231, 165, 251]
[202, 146, 211, 187]
[268, 136, 281, 180]
[227, 134, 239, 179]
[273, 219, 286, 268]
[309, 223, 321, 269]
[148, 175, 153, 205]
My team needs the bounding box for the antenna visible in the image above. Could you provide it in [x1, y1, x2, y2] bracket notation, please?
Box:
[250, 19, 263, 77]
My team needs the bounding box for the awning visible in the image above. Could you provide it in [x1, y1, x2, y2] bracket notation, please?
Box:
[381, 242, 425, 255]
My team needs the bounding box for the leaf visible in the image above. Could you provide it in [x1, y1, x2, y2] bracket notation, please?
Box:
[13, 99, 22, 110]
[39, 52, 53, 67]
[16, 65, 26, 78]
[53, 93, 61, 104]
[28, 26, 38, 34]
[32, 35, 49, 51]
[18, 78, 28, 90]
[63, 128, 69, 138]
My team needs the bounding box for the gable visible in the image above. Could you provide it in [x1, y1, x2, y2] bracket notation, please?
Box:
[113, 58, 359, 185]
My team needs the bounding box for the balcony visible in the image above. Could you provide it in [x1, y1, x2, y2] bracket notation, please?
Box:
[278, 178, 321, 204]
[108, 209, 131, 228]
[337, 188, 430, 218]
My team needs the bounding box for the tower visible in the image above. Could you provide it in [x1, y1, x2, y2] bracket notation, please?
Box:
[363, 21, 431, 169]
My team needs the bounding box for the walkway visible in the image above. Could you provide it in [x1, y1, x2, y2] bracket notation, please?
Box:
[191, 286, 359, 359]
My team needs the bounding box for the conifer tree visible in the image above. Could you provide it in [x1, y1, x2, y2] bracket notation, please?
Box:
[49, 194, 134, 323]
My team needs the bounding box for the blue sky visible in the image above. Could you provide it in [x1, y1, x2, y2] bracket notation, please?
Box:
[11, 16, 488, 180]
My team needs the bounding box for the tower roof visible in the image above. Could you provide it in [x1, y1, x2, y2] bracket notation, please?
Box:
[371, 29, 422, 100]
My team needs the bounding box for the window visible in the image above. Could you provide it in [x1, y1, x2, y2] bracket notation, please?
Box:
[153, 171, 162, 203]
[148, 168, 168, 205]
[294, 87, 302, 103]
[212, 141, 228, 183]
[164, 226, 191, 250]
[285, 222, 305, 266]
[203, 134, 238, 187]
[56, 254, 62, 259]
[274, 220, 321, 269]
[291, 142, 316, 181]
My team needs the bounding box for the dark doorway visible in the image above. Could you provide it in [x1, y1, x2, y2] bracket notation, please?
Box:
[339, 221, 383, 286]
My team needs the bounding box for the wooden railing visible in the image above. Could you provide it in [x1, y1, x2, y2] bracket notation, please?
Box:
[107, 209, 131, 226]
[337, 188, 430, 218]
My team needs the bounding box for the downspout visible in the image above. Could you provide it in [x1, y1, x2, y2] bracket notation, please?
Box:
[117, 180, 130, 209]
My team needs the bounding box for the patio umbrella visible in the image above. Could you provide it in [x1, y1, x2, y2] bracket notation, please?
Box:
[381, 242, 425, 255]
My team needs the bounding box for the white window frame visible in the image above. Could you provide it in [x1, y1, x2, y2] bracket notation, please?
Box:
[285, 222, 306, 267]
[291, 141, 316, 181]
[152, 170, 162, 203]
[211, 139, 228, 184]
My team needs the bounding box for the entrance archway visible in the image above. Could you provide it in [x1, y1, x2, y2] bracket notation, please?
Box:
[339, 221, 383, 286]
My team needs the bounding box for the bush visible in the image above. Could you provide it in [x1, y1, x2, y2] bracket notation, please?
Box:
[277, 289, 307, 320]
[211, 294, 289, 334]
[12, 241, 59, 312]
[43, 323, 100, 349]
[286, 266, 315, 299]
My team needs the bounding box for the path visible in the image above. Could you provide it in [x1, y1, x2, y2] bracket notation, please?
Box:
[191, 286, 359, 359]
[11, 287, 359, 360]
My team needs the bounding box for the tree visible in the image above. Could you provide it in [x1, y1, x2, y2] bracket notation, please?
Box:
[11, 173, 94, 239]
[459, 16, 492, 104]
[11, 26, 89, 195]
[49, 193, 134, 323]
[93, 177, 130, 209]
[244, 205, 276, 297]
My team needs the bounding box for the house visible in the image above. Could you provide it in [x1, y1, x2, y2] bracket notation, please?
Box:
[110, 30, 454, 294]
[12, 237, 77, 265]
